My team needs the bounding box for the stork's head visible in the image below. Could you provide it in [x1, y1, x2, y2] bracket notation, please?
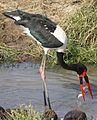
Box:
[3, 10, 31, 21]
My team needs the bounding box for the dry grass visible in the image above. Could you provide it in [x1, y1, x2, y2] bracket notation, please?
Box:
[0, 0, 97, 64]
[0, 0, 84, 63]
[63, 3, 97, 64]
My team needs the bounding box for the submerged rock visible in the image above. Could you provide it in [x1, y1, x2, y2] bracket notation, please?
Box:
[64, 109, 87, 120]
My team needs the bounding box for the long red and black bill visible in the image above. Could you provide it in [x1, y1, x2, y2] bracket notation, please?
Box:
[84, 75, 93, 99]
[79, 71, 93, 100]
[80, 77, 85, 100]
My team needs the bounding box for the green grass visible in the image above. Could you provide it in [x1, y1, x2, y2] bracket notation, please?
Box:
[46, 4, 97, 67]
[7, 105, 43, 120]
[63, 4, 97, 64]
[0, 44, 22, 63]
[0, 43, 42, 64]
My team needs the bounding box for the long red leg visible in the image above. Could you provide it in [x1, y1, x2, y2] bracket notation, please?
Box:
[39, 54, 52, 109]
[39, 54, 46, 80]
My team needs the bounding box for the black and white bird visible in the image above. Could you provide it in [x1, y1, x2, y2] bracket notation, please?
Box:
[3, 10, 93, 100]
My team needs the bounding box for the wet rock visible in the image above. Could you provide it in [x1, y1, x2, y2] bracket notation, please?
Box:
[43, 109, 58, 120]
[64, 109, 87, 120]
[0, 106, 13, 120]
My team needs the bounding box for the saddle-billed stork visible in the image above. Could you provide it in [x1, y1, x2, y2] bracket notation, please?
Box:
[3, 10, 93, 100]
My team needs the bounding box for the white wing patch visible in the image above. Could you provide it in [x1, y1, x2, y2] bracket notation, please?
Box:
[51, 25, 67, 44]
[12, 16, 21, 21]
[51, 25, 67, 52]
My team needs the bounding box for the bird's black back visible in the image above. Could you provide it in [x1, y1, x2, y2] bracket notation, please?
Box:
[10, 10, 63, 48]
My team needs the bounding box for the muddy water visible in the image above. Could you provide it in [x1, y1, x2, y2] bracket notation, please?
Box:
[0, 62, 97, 119]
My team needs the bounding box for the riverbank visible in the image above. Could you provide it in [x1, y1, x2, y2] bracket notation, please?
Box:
[0, 105, 43, 120]
[0, 0, 97, 65]
[0, 105, 88, 120]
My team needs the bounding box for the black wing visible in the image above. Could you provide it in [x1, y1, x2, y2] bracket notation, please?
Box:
[31, 13, 57, 32]
[29, 28, 63, 48]
[29, 17, 63, 48]
[3, 10, 63, 48]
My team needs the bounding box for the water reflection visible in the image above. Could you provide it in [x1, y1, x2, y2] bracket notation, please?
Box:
[0, 62, 97, 119]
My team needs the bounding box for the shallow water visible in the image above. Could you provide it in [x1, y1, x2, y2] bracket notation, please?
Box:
[0, 62, 97, 119]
